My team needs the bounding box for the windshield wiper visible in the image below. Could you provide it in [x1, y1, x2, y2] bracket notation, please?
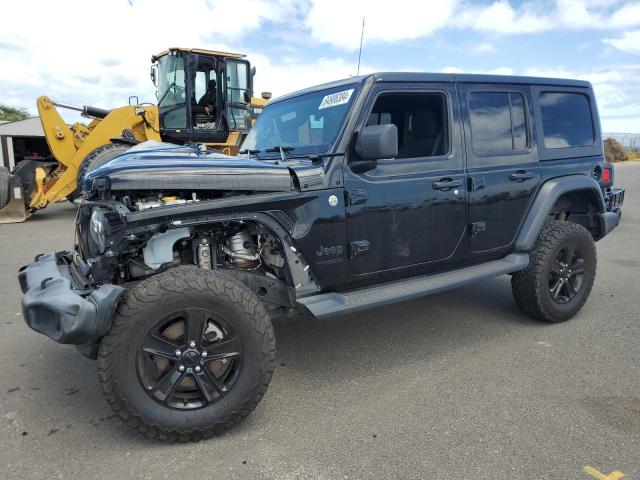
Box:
[265, 145, 295, 162]
[156, 81, 176, 107]
[238, 148, 261, 158]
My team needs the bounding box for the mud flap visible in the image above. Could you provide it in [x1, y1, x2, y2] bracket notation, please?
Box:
[0, 176, 29, 224]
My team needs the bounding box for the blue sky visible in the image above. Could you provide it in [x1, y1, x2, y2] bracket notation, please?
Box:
[1, 0, 639, 132]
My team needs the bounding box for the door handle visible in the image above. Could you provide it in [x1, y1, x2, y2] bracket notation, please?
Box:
[433, 178, 462, 190]
[509, 171, 535, 182]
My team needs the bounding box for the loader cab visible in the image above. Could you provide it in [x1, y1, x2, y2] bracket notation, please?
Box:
[151, 48, 253, 147]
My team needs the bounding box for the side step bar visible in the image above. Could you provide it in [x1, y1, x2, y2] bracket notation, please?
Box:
[297, 253, 529, 319]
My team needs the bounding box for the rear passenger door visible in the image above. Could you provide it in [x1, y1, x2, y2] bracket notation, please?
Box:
[459, 84, 540, 252]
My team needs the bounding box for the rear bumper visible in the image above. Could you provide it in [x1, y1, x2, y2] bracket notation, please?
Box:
[605, 188, 625, 211]
[598, 188, 625, 238]
[19, 252, 125, 346]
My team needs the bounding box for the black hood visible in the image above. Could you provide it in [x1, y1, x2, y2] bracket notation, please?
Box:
[83, 141, 295, 193]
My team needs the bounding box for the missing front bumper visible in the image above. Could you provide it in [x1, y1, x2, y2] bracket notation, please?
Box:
[19, 252, 125, 346]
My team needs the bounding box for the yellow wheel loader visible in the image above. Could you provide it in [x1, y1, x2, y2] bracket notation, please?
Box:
[0, 48, 270, 223]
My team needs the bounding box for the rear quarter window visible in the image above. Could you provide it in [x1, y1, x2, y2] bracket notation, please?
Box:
[539, 92, 594, 149]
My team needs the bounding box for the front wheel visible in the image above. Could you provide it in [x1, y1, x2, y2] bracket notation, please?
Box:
[97, 267, 276, 441]
[511, 220, 597, 323]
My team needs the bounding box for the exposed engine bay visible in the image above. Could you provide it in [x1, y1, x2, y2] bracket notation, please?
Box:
[129, 221, 288, 282]
[75, 187, 307, 315]
[107, 190, 241, 212]
[75, 142, 325, 298]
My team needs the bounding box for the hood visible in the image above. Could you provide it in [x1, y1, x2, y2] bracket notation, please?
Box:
[83, 141, 295, 193]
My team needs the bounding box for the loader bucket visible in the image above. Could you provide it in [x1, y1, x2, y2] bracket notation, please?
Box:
[0, 176, 29, 224]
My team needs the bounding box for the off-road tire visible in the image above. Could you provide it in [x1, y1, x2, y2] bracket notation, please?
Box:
[69, 143, 130, 201]
[0, 166, 10, 209]
[511, 220, 597, 323]
[97, 266, 276, 441]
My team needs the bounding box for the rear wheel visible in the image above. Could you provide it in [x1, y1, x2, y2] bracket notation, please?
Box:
[511, 220, 597, 322]
[69, 143, 130, 200]
[97, 267, 276, 441]
[0, 167, 10, 208]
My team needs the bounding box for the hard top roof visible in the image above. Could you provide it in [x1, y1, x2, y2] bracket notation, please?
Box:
[270, 72, 592, 104]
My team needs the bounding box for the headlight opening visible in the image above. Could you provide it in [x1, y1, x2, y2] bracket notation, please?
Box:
[89, 207, 107, 254]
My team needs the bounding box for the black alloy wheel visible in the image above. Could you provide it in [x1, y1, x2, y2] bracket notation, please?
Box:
[511, 220, 597, 323]
[548, 246, 586, 304]
[138, 308, 243, 410]
[98, 267, 276, 441]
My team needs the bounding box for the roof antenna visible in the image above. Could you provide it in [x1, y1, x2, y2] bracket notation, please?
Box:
[356, 17, 365, 77]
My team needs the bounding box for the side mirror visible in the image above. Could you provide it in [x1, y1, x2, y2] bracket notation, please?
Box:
[150, 65, 158, 87]
[355, 124, 398, 160]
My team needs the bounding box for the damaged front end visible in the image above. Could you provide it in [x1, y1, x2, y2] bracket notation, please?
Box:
[19, 252, 125, 357]
[20, 142, 317, 357]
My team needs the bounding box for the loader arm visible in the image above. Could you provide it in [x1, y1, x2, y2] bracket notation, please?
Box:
[35, 96, 161, 208]
[37, 96, 78, 167]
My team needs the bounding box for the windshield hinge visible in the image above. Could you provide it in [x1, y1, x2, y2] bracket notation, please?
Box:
[350, 240, 370, 259]
[349, 189, 367, 206]
[469, 222, 487, 238]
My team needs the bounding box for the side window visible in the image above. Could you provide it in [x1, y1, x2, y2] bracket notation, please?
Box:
[194, 71, 207, 103]
[366, 112, 392, 126]
[225, 60, 249, 104]
[225, 60, 250, 129]
[468, 92, 529, 155]
[539, 92, 594, 148]
[367, 92, 449, 159]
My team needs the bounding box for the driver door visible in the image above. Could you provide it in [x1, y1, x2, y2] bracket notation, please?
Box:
[192, 68, 228, 144]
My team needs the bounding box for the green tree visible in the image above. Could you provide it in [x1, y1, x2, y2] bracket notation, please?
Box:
[0, 104, 30, 122]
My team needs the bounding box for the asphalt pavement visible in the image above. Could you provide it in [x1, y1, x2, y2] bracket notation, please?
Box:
[0, 165, 638, 480]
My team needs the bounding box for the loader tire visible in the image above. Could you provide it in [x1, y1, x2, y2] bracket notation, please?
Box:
[70, 144, 130, 199]
[0, 166, 10, 209]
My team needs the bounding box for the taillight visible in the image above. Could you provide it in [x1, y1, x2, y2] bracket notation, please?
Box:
[602, 163, 614, 187]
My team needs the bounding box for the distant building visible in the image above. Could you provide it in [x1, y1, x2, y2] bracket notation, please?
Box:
[0, 117, 51, 170]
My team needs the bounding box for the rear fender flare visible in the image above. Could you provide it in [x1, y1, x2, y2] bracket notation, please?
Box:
[515, 175, 605, 251]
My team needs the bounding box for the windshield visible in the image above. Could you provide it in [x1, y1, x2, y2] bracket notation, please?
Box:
[241, 84, 358, 155]
[157, 54, 186, 108]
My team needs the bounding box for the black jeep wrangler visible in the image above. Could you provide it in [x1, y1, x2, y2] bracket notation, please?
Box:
[19, 73, 624, 441]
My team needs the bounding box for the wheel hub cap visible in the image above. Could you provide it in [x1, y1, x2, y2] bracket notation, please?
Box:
[182, 350, 201, 367]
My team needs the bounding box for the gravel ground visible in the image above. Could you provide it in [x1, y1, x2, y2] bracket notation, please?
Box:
[0, 165, 638, 480]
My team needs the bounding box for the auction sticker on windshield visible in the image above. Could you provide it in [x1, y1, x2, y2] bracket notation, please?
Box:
[319, 89, 354, 109]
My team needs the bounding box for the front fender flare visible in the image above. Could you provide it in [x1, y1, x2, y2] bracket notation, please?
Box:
[515, 175, 605, 251]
